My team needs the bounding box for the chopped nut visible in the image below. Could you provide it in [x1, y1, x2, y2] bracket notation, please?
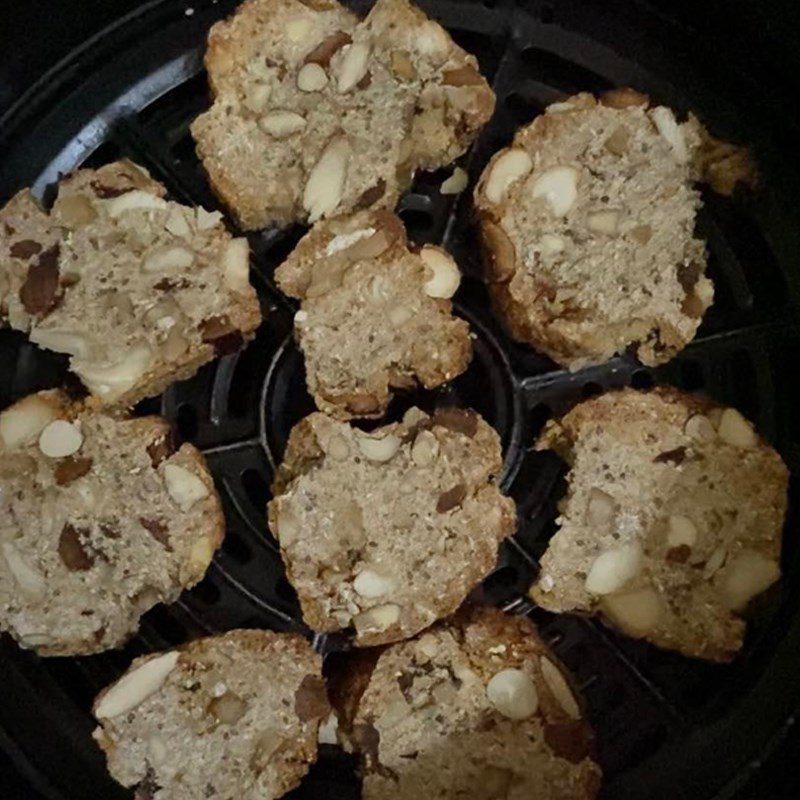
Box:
[20, 245, 60, 316]
[303, 137, 350, 222]
[317, 712, 339, 744]
[585, 488, 616, 528]
[57, 195, 97, 228]
[411, 430, 438, 466]
[286, 15, 310, 41]
[325, 434, 350, 460]
[335, 42, 371, 93]
[587, 209, 620, 236]
[480, 220, 517, 281]
[208, 691, 247, 725]
[717, 408, 757, 449]
[653, 446, 687, 465]
[684, 413, 716, 442]
[353, 569, 394, 599]
[244, 83, 271, 114]
[629, 224, 653, 244]
[600, 88, 649, 109]
[188, 535, 217, 573]
[585, 542, 643, 595]
[666, 515, 698, 549]
[223, 238, 251, 294]
[30, 328, 94, 359]
[539, 657, 581, 719]
[163, 463, 210, 510]
[10, 239, 42, 259]
[95, 651, 179, 719]
[703, 546, 727, 579]
[54, 456, 93, 486]
[73, 341, 154, 399]
[440, 166, 468, 195]
[357, 434, 401, 463]
[720, 550, 780, 611]
[486, 669, 538, 719]
[666, 544, 691, 563]
[304, 30, 352, 67]
[441, 64, 483, 86]
[1, 541, 46, 602]
[140, 517, 172, 550]
[432, 408, 478, 437]
[604, 126, 630, 156]
[650, 106, 689, 163]
[147, 432, 175, 468]
[420, 246, 460, 299]
[599, 586, 662, 636]
[38, 420, 83, 458]
[164, 207, 191, 237]
[484, 148, 533, 204]
[294, 674, 329, 722]
[297, 62, 328, 92]
[275, 505, 300, 547]
[162, 327, 189, 361]
[196, 207, 223, 230]
[354, 180, 387, 209]
[390, 49, 417, 81]
[0, 394, 59, 450]
[436, 483, 467, 513]
[353, 603, 401, 633]
[105, 190, 167, 217]
[259, 110, 307, 138]
[58, 523, 94, 571]
[532, 166, 578, 217]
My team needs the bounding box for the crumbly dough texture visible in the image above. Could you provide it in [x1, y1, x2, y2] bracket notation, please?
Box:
[0, 390, 224, 656]
[275, 209, 472, 419]
[93, 630, 329, 800]
[268, 409, 516, 646]
[334, 606, 601, 799]
[0, 160, 261, 408]
[474, 90, 755, 370]
[530, 388, 788, 661]
[191, 0, 495, 230]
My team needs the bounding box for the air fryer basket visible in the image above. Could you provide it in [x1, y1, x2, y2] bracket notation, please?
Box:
[1, 0, 799, 798]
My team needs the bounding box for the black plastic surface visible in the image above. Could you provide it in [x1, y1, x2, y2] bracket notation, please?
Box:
[1, 1, 800, 798]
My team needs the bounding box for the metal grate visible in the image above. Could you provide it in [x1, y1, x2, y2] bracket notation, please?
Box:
[1, 1, 799, 798]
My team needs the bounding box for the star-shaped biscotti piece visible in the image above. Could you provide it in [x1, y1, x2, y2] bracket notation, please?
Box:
[191, 0, 495, 229]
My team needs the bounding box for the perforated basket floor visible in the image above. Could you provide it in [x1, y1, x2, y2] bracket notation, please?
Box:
[1, 1, 800, 798]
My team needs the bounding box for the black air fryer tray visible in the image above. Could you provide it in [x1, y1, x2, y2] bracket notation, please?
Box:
[1, 1, 799, 798]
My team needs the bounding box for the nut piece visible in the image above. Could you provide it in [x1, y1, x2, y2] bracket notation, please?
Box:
[481, 221, 517, 281]
[336, 42, 371, 93]
[297, 62, 328, 92]
[105, 190, 168, 217]
[531, 166, 578, 217]
[244, 83, 271, 114]
[649, 106, 689, 163]
[357, 434, 401, 463]
[95, 651, 180, 719]
[223, 238, 251, 293]
[143, 245, 195, 273]
[38, 420, 83, 458]
[208, 691, 248, 725]
[73, 341, 154, 399]
[585, 488, 616, 528]
[30, 328, 93, 359]
[600, 88, 649, 109]
[703, 546, 727, 579]
[57, 194, 97, 228]
[600, 587, 662, 636]
[486, 669, 538, 720]
[411, 430, 438, 467]
[260, 110, 307, 138]
[587, 209, 620, 236]
[390, 49, 417, 81]
[484, 148, 533, 204]
[720, 550, 780, 611]
[353, 603, 401, 633]
[717, 408, 757, 449]
[304, 137, 350, 223]
[684, 414, 716, 442]
[539, 657, 581, 719]
[666, 515, 698, 549]
[188, 534, 217, 574]
[1, 542, 47, 602]
[304, 30, 352, 66]
[420, 246, 460, 299]
[318, 712, 339, 745]
[604, 126, 630, 156]
[585, 542, 643, 595]
[0, 394, 59, 450]
[353, 569, 394, 599]
[440, 166, 468, 195]
[196, 207, 223, 230]
[442, 64, 484, 86]
[163, 463, 210, 510]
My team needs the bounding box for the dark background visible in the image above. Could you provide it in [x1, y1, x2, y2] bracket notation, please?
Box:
[0, 0, 799, 797]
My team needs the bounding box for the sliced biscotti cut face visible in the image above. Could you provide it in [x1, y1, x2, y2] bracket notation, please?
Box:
[191, 0, 495, 230]
[268, 408, 516, 646]
[0, 390, 224, 656]
[475, 90, 754, 370]
[275, 209, 472, 419]
[0, 160, 261, 408]
[333, 606, 601, 800]
[93, 630, 328, 800]
[529, 388, 788, 661]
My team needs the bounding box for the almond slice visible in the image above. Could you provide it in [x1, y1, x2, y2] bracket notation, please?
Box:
[486, 669, 538, 720]
[539, 657, 581, 719]
[336, 42, 370, 93]
[353, 603, 400, 633]
[188, 534, 217, 574]
[304, 137, 350, 222]
[440, 166, 468, 195]
[223, 238, 251, 293]
[684, 414, 716, 442]
[484, 148, 533, 204]
[649, 106, 689, 164]
[142, 245, 195, 273]
[720, 550, 780, 611]
[95, 651, 180, 719]
[357, 434, 400, 462]
[0, 394, 60, 449]
[585, 542, 643, 595]
[297, 62, 328, 92]
[531, 166, 578, 217]
[259, 110, 307, 138]
[420, 246, 460, 299]
[353, 569, 394, 599]
[105, 190, 168, 217]
[600, 586, 662, 636]
[163, 463, 210, 510]
[73, 342, 154, 399]
[717, 408, 757, 449]
[38, 420, 83, 458]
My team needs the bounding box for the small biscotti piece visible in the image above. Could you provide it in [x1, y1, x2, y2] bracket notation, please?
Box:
[475, 90, 754, 370]
[93, 630, 329, 800]
[530, 388, 788, 661]
[191, 0, 495, 230]
[333, 607, 601, 799]
[276, 209, 472, 419]
[0, 390, 224, 656]
[268, 409, 516, 646]
[0, 160, 261, 408]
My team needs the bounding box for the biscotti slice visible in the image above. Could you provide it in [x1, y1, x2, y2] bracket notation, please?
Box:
[333, 606, 601, 799]
[93, 629, 329, 800]
[0, 390, 224, 656]
[474, 90, 755, 370]
[275, 209, 472, 419]
[268, 408, 516, 646]
[191, 0, 495, 230]
[529, 388, 788, 661]
[0, 160, 261, 408]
